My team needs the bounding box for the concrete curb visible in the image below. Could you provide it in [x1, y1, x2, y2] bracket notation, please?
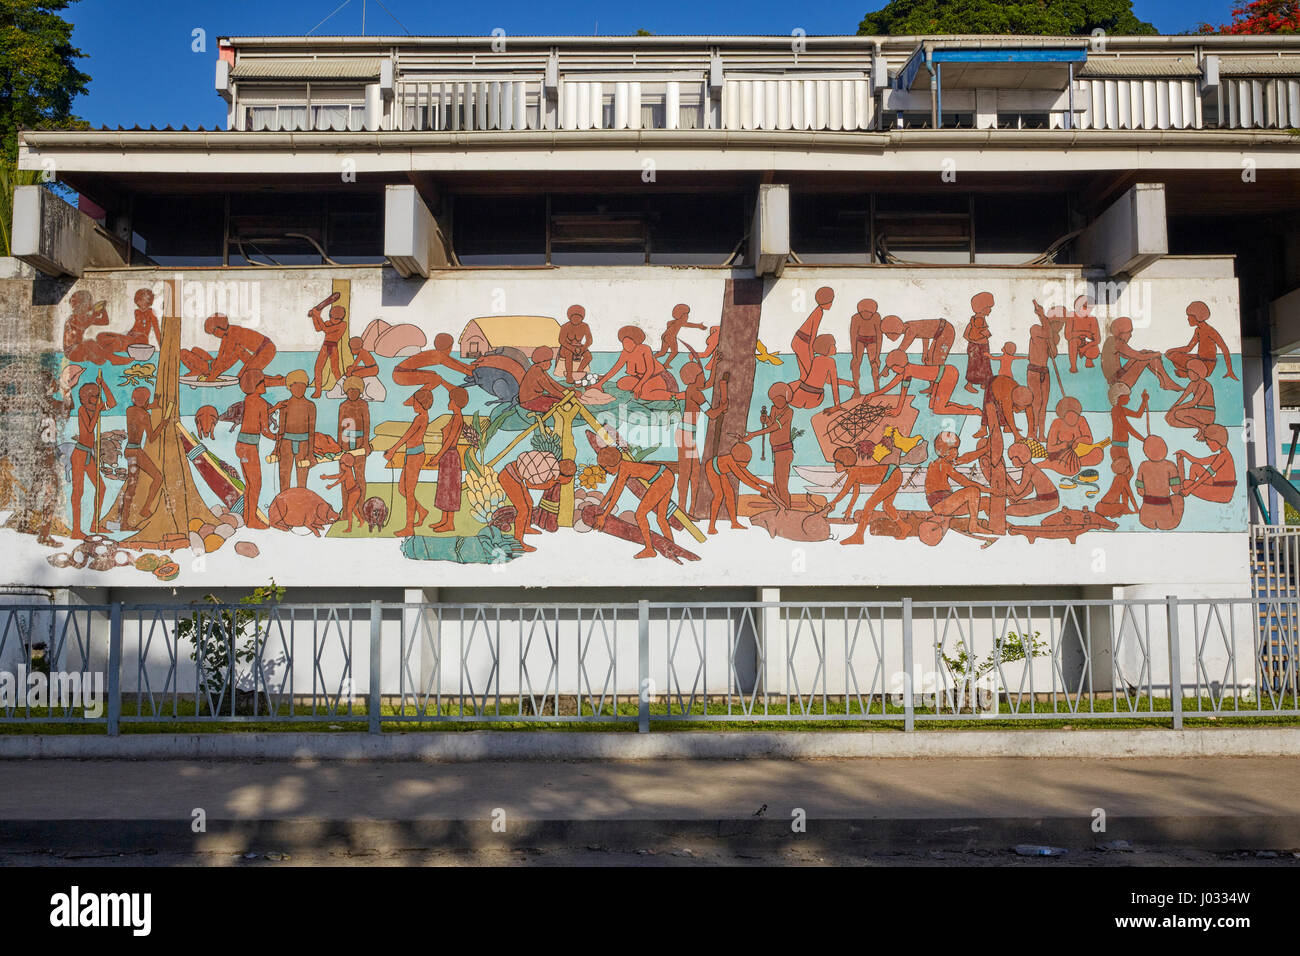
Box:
[3, 728, 1300, 760]
[6, 816, 1299, 853]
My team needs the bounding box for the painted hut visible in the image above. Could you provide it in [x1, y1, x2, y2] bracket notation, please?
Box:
[459, 315, 561, 359]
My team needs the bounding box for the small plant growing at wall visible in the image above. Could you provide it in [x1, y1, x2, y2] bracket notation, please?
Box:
[940, 630, 1049, 713]
[178, 580, 285, 716]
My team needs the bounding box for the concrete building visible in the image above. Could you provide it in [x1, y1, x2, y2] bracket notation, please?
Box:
[3, 33, 1300, 710]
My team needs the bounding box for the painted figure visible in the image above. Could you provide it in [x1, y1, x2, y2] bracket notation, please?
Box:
[1176, 424, 1237, 504]
[743, 382, 795, 508]
[1102, 317, 1181, 392]
[430, 386, 467, 533]
[181, 314, 283, 385]
[309, 292, 348, 398]
[120, 386, 172, 525]
[1166, 301, 1236, 381]
[868, 349, 981, 418]
[1095, 383, 1148, 518]
[393, 333, 473, 388]
[1165, 357, 1216, 440]
[337, 375, 371, 520]
[344, 335, 378, 381]
[69, 378, 108, 538]
[703, 442, 771, 534]
[923, 431, 989, 529]
[654, 303, 706, 366]
[593, 446, 677, 560]
[385, 386, 434, 537]
[596, 326, 673, 400]
[674, 362, 727, 513]
[126, 288, 163, 348]
[233, 368, 277, 530]
[963, 292, 994, 394]
[1042, 397, 1106, 476]
[789, 333, 852, 409]
[1005, 443, 1061, 517]
[270, 369, 317, 490]
[848, 299, 883, 394]
[1135, 435, 1185, 530]
[1064, 295, 1101, 373]
[63, 292, 129, 366]
[556, 305, 594, 384]
[500, 455, 577, 551]
[792, 287, 836, 383]
[518, 347, 567, 414]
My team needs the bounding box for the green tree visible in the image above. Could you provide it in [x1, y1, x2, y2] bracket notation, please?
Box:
[858, 0, 1157, 35]
[0, 0, 90, 169]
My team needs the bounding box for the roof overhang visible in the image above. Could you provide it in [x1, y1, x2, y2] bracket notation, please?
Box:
[896, 42, 1089, 92]
[230, 57, 384, 80]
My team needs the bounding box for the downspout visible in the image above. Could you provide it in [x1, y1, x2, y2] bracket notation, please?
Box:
[925, 44, 937, 129]
[1066, 62, 1075, 130]
[1265, 313, 1280, 522]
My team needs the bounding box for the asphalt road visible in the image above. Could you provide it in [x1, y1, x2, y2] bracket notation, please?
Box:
[4, 756, 1300, 865]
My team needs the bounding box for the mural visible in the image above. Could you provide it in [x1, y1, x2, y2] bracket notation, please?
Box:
[0, 267, 1247, 586]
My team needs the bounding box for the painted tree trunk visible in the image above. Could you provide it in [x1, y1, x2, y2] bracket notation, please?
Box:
[691, 277, 763, 520]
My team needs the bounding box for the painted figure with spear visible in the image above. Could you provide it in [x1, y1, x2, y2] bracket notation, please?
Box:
[70, 370, 116, 539]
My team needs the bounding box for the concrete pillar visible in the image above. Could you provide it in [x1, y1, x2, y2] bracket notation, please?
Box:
[384, 185, 451, 278]
[749, 184, 790, 278]
[758, 587, 780, 695]
[1075, 183, 1168, 278]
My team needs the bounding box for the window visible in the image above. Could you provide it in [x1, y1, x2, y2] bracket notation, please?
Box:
[312, 104, 365, 131]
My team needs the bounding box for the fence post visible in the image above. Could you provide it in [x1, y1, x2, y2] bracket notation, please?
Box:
[1166, 595, 1183, 731]
[106, 603, 122, 736]
[369, 600, 382, 735]
[902, 597, 915, 732]
[638, 600, 650, 734]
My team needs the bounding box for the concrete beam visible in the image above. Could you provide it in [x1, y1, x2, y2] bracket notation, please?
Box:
[383, 184, 451, 278]
[10, 185, 127, 278]
[1074, 182, 1168, 278]
[749, 183, 789, 278]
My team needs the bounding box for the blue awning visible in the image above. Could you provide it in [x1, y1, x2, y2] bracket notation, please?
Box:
[895, 45, 1088, 90]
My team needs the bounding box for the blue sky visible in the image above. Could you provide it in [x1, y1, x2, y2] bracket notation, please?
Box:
[66, 0, 1238, 130]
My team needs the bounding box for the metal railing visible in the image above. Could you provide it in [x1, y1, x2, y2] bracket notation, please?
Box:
[0, 596, 1294, 734]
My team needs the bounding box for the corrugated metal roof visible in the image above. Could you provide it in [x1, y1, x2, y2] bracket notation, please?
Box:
[1078, 56, 1200, 77]
[1220, 55, 1300, 75]
[231, 57, 384, 79]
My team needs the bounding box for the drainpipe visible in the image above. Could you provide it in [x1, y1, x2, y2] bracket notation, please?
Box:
[1066, 62, 1074, 130]
[1265, 314, 1280, 522]
[925, 45, 937, 129]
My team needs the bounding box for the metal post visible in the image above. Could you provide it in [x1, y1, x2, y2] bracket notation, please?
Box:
[369, 600, 382, 735]
[1166, 595, 1183, 730]
[638, 600, 650, 734]
[902, 597, 915, 732]
[106, 603, 122, 736]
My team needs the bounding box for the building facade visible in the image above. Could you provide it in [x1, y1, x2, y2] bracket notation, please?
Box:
[5, 32, 1300, 618]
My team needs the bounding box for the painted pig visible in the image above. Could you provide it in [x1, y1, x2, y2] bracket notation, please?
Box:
[267, 489, 340, 536]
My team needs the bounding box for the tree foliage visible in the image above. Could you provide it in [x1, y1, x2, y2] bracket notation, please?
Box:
[1200, 0, 1300, 33]
[858, 0, 1157, 36]
[0, 0, 90, 168]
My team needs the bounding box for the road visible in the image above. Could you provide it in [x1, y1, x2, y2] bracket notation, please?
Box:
[3, 756, 1299, 865]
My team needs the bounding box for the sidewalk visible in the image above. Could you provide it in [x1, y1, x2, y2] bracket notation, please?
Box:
[6, 727, 1300, 760]
[4, 754, 1300, 858]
